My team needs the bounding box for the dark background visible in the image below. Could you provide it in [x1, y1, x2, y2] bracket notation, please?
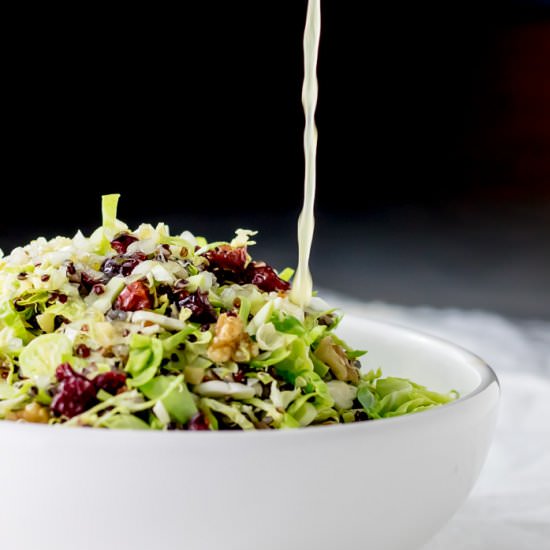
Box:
[3, 1, 550, 318]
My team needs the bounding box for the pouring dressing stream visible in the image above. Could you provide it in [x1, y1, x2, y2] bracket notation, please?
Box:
[290, 0, 321, 308]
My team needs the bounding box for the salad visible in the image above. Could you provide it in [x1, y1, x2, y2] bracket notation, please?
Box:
[0, 195, 456, 430]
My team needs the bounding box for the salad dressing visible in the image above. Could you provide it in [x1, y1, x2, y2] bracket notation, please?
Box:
[0, 2, 458, 433]
[290, 0, 321, 308]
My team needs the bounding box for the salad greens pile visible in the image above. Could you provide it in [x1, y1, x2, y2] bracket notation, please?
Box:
[0, 195, 456, 430]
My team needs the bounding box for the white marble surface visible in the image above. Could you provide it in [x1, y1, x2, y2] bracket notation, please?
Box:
[328, 295, 550, 550]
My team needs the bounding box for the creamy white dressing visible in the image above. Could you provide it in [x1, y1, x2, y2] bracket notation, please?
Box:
[290, 0, 321, 308]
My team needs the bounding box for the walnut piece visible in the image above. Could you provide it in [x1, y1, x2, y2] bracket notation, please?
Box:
[314, 336, 360, 384]
[6, 402, 50, 424]
[208, 313, 258, 364]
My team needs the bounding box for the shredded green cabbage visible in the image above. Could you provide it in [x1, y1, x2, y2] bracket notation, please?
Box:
[0, 195, 456, 429]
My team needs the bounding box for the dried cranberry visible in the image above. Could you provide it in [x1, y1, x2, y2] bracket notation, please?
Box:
[75, 343, 91, 358]
[245, 262, 290, 292]
[203, 246, 249, 284]
[177, 290, 217, 324]
[110, 233, 138, 254]
[233, 369, 246, 383]
[93, 371, 127, 395]
[56, 363, 76, 381]
[92, 284, 105, 295]
[115, 281, 153, 311]
[79, 272, 101, 295]
[205, 245, 247, 272]
[51, 364, 97, 418]
[187, 412, 210, 431]
[101, 253, 147, 278]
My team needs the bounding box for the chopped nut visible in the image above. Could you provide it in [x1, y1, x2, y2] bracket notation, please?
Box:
[208, 313, 258, 364]
[233, 338, 259, 363]
[314, 336, 360, 384]
[22, 402, 50, 423]
[7, 402, 50, 424]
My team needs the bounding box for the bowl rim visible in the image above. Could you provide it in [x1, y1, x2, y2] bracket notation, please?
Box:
[0, 314, 500, 440]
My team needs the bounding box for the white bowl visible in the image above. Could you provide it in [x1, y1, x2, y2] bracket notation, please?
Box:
[0, 315, 499, 550]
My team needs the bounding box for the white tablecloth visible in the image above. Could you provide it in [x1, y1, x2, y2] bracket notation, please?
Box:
[328, 296, 550, 550]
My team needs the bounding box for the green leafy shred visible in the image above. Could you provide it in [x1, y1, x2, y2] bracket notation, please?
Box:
[0, 194, 457, 430]
[357, 373, 458, 419]
[125, 334, 163, 387]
